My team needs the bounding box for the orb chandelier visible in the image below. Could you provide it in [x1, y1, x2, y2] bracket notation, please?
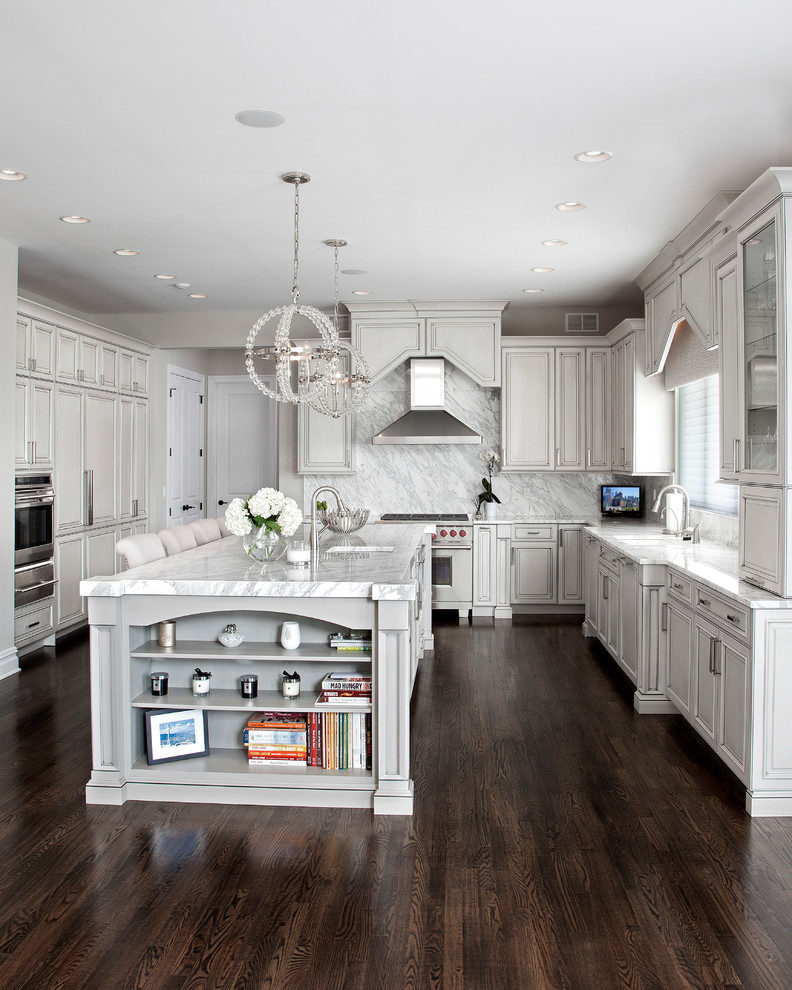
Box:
[305, 239, 371, 418]
[245, 172, 340, 409]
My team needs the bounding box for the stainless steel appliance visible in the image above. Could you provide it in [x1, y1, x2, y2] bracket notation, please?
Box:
[15, 473, 54, 567]
[15, 473, 57, 617]
[380, 513, 473, 617]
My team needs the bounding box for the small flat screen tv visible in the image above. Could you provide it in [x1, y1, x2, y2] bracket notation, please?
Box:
[601, 485, 642, 518]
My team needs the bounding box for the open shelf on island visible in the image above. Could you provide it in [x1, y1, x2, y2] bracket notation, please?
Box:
[130, 748, 373, 783]
[130, 640, 371, 662]
[131, 687, 372, 713]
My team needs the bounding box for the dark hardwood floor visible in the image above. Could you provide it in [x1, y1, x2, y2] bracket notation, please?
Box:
[2, 616, 792, 989]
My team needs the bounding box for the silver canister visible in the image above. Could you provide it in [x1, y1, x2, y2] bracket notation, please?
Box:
[157, 620, 176, 648]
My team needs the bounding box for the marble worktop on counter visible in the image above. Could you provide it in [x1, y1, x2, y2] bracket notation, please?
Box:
[80, 523, 429, 601]
[586, 521, 792, 610]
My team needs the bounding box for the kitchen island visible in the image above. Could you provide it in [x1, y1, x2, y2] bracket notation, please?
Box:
[80, 523, 432, 815]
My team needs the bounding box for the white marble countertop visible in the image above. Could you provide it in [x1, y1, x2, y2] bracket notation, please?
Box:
[80, 523, 429, 601]
[585, 521, 792, 609]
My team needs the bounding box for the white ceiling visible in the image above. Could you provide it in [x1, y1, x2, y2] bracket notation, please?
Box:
[3, 0, 792, 347]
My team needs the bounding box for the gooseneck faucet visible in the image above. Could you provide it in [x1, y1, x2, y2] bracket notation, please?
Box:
[652, 484, 691, 537]
[311, 485, 346, 559]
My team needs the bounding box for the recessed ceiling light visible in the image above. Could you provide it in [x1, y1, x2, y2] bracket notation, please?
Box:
[113, 248, 140, 256]
[172, 282, 191, 289]
[352, 290, 372, 296]
[341, 269, 368, 276]
[523, 288, 544, 294]
[0, 169, 27, 181]
[531, 267, 554, 273]
[59, 215, 91, 224]
[574, 150, 612, 163]
[154, 273, 176, 280]
[235, 108, 286, 128]
[188, 293, 208, 299]
[541, 239, 567, 247]
[555, 201, 586, 211]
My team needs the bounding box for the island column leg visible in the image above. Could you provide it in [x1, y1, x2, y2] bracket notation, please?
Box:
[373, 599, 414, 815]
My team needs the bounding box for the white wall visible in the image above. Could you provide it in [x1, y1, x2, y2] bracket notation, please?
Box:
[0, 241, 20, 678]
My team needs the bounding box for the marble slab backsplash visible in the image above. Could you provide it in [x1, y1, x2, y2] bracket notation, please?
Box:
[300, 363, 736, 539]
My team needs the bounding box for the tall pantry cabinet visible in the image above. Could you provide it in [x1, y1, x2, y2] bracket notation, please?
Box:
[17, 301, 152, 635]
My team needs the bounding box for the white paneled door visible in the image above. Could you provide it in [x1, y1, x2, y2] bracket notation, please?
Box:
[208, 376, 277, 514]
[167, 367, 205, 527]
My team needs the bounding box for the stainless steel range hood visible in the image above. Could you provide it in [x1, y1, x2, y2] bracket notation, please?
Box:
[372, 358, 482, 445]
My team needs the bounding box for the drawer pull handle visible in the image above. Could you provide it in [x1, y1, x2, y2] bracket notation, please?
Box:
[699, 598, 711, 607]
[727, 614, 739, 624]
[27, 621, 41, 629]
[673, 582, 683, 591]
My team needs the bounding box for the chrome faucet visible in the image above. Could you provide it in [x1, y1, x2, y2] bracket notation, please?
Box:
[311, 486, 346, 559]
[652, 484, 691, 537]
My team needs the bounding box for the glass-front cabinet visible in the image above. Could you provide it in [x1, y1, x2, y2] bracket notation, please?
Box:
[740, 217, 780, 480]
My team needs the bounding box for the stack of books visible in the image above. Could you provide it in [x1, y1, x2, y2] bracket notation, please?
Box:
[244, 711, 307, 766]
[328, 631, 372, 652]
[315, 671, 372, 706]
[306, 711, 371, 769]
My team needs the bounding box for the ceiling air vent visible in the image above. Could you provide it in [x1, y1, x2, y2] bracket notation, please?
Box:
[565, 313, 599, 334]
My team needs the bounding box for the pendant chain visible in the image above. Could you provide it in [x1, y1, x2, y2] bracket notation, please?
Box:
[333, 244, 340, 330]
[292, 181, 301, 306]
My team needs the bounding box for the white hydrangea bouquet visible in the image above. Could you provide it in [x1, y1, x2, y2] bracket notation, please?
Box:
[225, 487, 303, 560]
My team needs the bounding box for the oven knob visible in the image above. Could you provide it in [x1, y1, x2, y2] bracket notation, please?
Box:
[450, 529, 457, 537]
[459, 529, 466, 538]
[440, 529, 448, 538]
[431, 532, 436, 540]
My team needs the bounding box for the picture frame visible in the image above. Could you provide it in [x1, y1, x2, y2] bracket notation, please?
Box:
[145, 708, 210, 765]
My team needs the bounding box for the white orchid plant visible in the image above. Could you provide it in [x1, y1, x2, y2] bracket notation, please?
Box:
[225, 487, 303, 545]
[477, 448, 501, 511]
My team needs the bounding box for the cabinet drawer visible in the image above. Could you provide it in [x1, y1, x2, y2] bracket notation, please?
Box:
[512, 524, 557, 541]
[15, 599, 54, 644]
[666, 571, 693, 604]
[599, 546, 622, 572]
[695, 586, 750, 640]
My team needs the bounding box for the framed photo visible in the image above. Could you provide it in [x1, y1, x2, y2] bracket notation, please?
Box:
[145, 709, 210, 765]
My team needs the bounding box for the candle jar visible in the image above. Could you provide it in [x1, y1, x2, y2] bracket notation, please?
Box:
[157, 620, 176, 648]
[281, 670, 301, 698]
[286, 540, 311, 566]
[150, 671, 169, 696]
[240, 675, 258, 699]
[192, 668, 212, 697]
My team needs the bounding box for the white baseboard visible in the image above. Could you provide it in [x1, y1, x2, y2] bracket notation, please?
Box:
[0, 646, 21, 681]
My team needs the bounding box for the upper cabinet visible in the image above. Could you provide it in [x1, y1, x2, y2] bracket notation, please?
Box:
[500, 341, 618, 474]
[347, 300, 506, 388]
[16, 316, 56, 379]
[636, 190, 740, 376]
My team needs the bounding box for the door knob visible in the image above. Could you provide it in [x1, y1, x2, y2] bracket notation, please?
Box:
[182, 504, 195, 511]
[218, 499, 229, 505]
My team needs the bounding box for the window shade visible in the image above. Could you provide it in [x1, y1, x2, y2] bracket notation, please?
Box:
[677, 376, 738, 516]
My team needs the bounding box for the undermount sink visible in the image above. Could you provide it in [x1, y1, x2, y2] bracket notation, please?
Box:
[324, 545, 395, 554]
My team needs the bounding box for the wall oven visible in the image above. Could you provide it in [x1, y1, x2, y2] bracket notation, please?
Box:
[15, 473, 55, 567]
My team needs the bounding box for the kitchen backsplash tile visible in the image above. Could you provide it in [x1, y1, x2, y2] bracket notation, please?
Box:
[301, 363, 678, 524]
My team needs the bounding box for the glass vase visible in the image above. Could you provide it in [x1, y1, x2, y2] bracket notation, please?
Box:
[242, 525, 287, 562]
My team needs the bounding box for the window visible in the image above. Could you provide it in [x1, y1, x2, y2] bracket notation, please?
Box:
[677, 376, 738, 516]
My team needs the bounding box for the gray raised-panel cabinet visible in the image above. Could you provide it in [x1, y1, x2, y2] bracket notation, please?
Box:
[555, 349, 586, 470]
[643, 270, 679, 376]
[558, 525, 585, 605]
[664, 595, 693, 715]
[298, 403, 355, 474]
[472, 523, 513, 620]
[118, 394, 149, 521]
[119, 349, 149, 395]
[15, 377, 54, 470]
[17, 315, 56, 378]
[56, 326, 100, 387]
[511, 524, 558, 606]
[347, 300, 505, 388]
[708, 238, 740, 482]
[586, 347, 611, 471]
[501, 348, 555, 471]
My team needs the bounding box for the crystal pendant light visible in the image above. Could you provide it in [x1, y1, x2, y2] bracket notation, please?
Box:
[306, 240, 371, 418]
[245, 172, 340, 408]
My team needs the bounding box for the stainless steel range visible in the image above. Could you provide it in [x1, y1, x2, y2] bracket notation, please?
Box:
[380, 514, 472, 617]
